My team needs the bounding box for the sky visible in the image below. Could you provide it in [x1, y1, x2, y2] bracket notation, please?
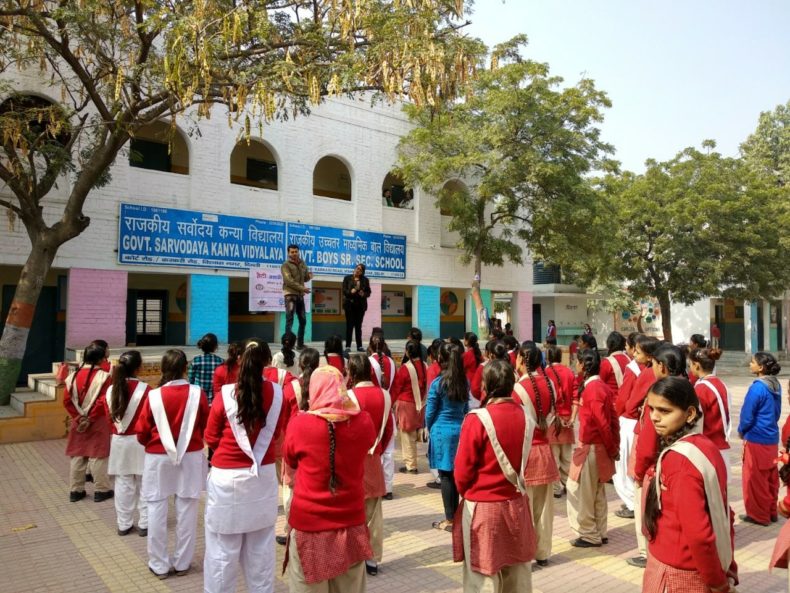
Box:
[465, 0, 790, 172]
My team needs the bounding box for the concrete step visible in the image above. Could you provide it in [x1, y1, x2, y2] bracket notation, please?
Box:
[11, 387, 56, 415]
[27, 374, 59, 398]
[0, 404, 22, 419]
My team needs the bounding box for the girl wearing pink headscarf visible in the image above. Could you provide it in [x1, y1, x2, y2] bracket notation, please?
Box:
[283, 366, 377, 592]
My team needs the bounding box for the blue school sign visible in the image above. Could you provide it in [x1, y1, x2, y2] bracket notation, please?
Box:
[118, 203, 407, 279]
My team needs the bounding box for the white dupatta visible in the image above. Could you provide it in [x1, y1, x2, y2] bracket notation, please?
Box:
[148, 380, 201, 465]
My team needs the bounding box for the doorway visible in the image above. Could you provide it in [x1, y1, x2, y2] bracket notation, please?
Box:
[532, 303, 542, 342]
[127, 289, 167, 346]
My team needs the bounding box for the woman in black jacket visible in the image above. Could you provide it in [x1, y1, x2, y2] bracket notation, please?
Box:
[342, 264, 372, 352]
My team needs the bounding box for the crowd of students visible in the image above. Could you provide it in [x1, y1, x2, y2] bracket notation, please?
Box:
[61, 325, 790, 593]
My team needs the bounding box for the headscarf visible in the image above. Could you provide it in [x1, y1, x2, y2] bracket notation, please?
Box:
[307, 366, 360, 421]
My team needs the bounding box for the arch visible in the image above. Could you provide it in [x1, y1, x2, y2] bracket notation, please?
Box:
[313, 155, 352, 201]
[129, 120, 189, 175]
[440, 179, 468, 216]
[0, 93, 72, 148]
[382, 171, 414, 209]
[230, 138, 278, 190]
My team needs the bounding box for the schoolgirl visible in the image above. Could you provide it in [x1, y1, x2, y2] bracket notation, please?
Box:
[599, 331, 630, 394]
[321, 334, 346, 376]
[425, 338, 445, 489]
[212, 342, 243, 398]
[367, 333, 396, 389]
[470, 340, 509, 404]
[544, 345, 576, 498]
[272, 331, 299, 376]
[391, 340, 428, 474]
[188, 332, 223, 405]
[462, 332, 483, 384]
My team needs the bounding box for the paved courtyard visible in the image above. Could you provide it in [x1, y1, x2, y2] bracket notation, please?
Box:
[1, 370, 788, 592]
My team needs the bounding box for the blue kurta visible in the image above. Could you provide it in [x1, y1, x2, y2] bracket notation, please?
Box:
[425, 377, 469, 471]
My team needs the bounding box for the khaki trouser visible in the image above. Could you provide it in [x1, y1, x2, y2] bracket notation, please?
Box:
[566, 447, 607, 544]
[365, 497, 383, 562]
[633, 483, 647, 558]
[288, 531, 366, 593]
[400, 430, 418, 471]
[461, 500, 532, 593]
[526, 484, 554, 561]
[70, 456, 110, 492]
[551, 443, 573, 495]
[283, 484, 294, 521]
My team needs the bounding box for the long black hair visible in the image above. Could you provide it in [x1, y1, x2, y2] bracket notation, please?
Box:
[404, 339, 423, 364]
[464, 332, 482, 365]
[324, 334, 343, 357]
[224, 342, 243, 371]
[110, 350, 142, 422]
[235, 339, 267, 434]
[298, 348, 320, 411]
[606, 331, 626, 355]
[439, 342, 469, 403]
[482, 359, 515, 405]
[428, 338, 444, 363]
[347, 353, 372, 387]
[653, 344, 688, 378]
[576, 349, 601, 399]
[485, 339, 509, 361]
[159, 349, 187, 386]
[518, 341, 556, 433]
[281, 332, 296, 367]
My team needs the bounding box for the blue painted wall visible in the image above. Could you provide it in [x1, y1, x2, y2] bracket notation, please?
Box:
[415, 285, 441, 340]
[188, 275, 229, 343]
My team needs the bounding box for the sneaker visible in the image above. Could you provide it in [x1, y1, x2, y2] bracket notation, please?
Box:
[602, 537, 609, 544]
[570, 538, 601, 548]
[626, 556, 647, 568]
[94, 490, 114, 503]
[365, 560, 378, 576]
[117, 526, 134, 536]
[138, 527, 148, 537]
[383, 492, 393, 500]
[69, 490, 86, 502]
[615, 508, 635, 519]
[276, 535, 287, 546]
[426, 481, 441, 490]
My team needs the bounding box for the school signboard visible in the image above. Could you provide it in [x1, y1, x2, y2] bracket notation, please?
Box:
[118, 203, 406, 279]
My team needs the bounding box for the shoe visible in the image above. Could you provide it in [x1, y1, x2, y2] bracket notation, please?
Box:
[602, 537, 609, 544]
[344, 348, 351, 354]
[626, 556, 647, 568]
[357, 347, 366, 352]
[615, 508, 635, 519]
[117, 526, 134, 536]
[535, 559, 549, 567]
[276, 535, 287, 546]
[149, 567, 170, 580]
[398, 467, 418, 474]
[383, 492, 393, 500]
[85, 473, 94, 483]
[432, 519, 454, 532]
[570, 538, 601, 548]
[553, 491, 562, 499]
[772, 516, 779, 523]
[69, 490, 86, 502]
[365, 560, 378, 576]
[138, 528, 148, 537]
[174, 566, 191, 577]
[94, 490, 114, 502]
[740, 514, 769, 526]
[426, 481, 441, 489]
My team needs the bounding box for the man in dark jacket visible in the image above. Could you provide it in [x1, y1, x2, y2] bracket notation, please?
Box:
[281, 244, 312, 349]
[342, 264, 371, 352]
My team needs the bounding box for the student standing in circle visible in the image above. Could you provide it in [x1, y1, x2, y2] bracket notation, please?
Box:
[189, 332, 223, 406]
[544, 345, 576, 499]
[391, 340, 427, 474]
[342, 264, 371, 352]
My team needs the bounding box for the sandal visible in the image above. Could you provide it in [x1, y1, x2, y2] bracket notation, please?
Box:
[432, 519, 454, 532]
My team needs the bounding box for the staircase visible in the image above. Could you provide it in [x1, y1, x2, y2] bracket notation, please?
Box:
[0, 366, 68, 444]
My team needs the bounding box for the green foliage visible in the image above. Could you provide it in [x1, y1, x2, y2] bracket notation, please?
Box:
[741, 100, 790, 187]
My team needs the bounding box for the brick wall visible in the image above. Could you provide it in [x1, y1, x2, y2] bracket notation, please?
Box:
[65, 268, 128, 348]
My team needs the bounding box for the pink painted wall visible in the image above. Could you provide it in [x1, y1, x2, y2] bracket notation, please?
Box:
[513, 291, 533, 343]
[362, 282, 382, 340]
[66, 268, 128, 348]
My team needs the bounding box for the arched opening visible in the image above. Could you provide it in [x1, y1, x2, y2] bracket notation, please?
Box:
[313, 156, 351, 201]
[440, 179, 468, 215]
[0, 94, 71, 150]
[382, 172, 414, 209]
[129, 120, 189, 175]
[230, 139, 278, 190]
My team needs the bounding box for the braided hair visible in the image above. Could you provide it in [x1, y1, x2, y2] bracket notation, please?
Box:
[327, 421, 338, 495]
[110, 350, 142, 422]
[298, 348, 320, 411]
[518, 342, 555, 433]
[280, 332, 297, 367]
[77, 341, 107, 398]
[576, 349, 601, 400]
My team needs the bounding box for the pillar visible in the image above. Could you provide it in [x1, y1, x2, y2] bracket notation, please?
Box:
[188, 275, 228, 344]
[362, 282, 383, 341]
[510, 291, 533, 343]
[66, 268, 128, 348]
[745, 300, 758, 354]
[413, 285, 440, 340]
[468, 289, 492, 335]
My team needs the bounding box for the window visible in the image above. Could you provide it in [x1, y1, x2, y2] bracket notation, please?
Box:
[313, 156, 351, 200]
[129, 121, 189, 174]
[533, 262, 562, 285]
[230, 140, 278, 190]
[382, 172, 414, 209]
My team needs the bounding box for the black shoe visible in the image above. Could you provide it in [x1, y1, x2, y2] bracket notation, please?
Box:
[535, 559, 549, 567]
[383, 492, 393, 500]
[138, 528, 148, 537]
[85, 473, 94, 483]
[117, 526, 134, 536]
[602, 537, 609, 544]
[357, 347, 366, 352]
[571, 538, 601, 548]
[276, 535, 287, 546]
[94, 490, 114, 502]
[149, 567, 170, 580]
[365, 560, 378, 575]
[553, 492, 562, 499]
[626, 556, 647, 568]
[615, 508, 635, 519]
[426, 481, 441, 489]
[772, 516, 779, 523]
[740, 514, 769, 526]
[69, 490, 86, 502]
[174, 566, 191, 577]
[398, 467, 418, 474]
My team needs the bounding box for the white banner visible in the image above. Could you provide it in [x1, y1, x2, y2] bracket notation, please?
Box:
[249, 267, 311, 312]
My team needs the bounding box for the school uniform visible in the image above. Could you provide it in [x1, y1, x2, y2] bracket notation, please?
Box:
[347, 382, 394, 562]
[694, 375, 732, 481]
[281, 377, 305, 517]
[264, 365, 295, 479]
[770, 428, 790, 570]
[453, 399, 537, 592]
[643, 433, 737, 592]
[599, 351, 629, 395]
[544, 363, 576, 496]
[320, 353, 346, 376]
[272, 351, 299, 376]
[613, 359, 643, 513]
[212, 363, 239, 401]
[470, 363, 486, 405]
[64, 367, 113, 495]
[283, 411, 376, 592]
[514, 374, 560, 562]
[391, 360, 427, 471]
[136, 380, 209, 576]
[463, 349, 481, 385]
[370, 353, 396, 489]
[105, 379, 149, 532]
[203, 380, 286, 593]
[566, 376, 618, 545]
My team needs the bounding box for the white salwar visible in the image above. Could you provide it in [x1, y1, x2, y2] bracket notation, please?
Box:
[203, 383, 283, 593]
[381, 415, 396, 493]
[613, 416, 637, 511]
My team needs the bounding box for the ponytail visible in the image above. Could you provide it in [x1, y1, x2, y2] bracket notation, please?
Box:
[576, 349, 601, 400]
[110, 350, 142, 422]
[439, 342, 468, 403]
[225, 342, 243, 370]
[235, 339, 267, 435]
[464, 332, 482, 365]
[281, 332, 296, 367]
[298, 348, 320, 411]
[327, 421, 338, 495]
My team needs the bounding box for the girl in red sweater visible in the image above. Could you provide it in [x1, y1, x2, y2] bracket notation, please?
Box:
[391, 340, 427, 474]
[105, 351, 149, 536]
[212, 342, 242, 398]
[514, 342, 560, 566]
[203, 339, 288, 593]
[642, 377, 737, 593]
[321, 334, 346, 376]
[283, 366, 376, 592]
[453, 359, 536, 592]
[544, 345, 576, 499]
[463, 332, 483, 385]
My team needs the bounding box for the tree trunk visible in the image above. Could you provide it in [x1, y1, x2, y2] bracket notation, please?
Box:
[470, 247, 489, 336]
[656, 292, 672, 343]
[0, 241, 56, 404]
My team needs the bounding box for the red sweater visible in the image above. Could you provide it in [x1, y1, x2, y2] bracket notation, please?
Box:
[426, 361, 441, 390]
[263, 366, 295, 387]
[516, 375, 555, 445]
[350, 384, 394, 455]
[634, 407, 659, 481]
[323, 354, 345, 376]
[64, 367, 112, 422]
[470, 363, 486, 402]
[103, 379, 150, 436]
[463, 348, 481, 384]
[282, 378, 303, 428]
[455, 400, 527, 501]
[204, 381, 288, 468]
[135, 382, 209, 454]
[212, 363, 239, 400]
[616, 362, 644, 418]
[390, 360, 427, 405]
[626, 366, 657, 422]
[693, 376, 730, 451]
[599, 352, 629, 394]
[648, 434, 736, 588]
[577, 378, 619, 458]
[283, 412, 376, 531]
[369, 355, 395, 389]
[543, 364, 574, 417]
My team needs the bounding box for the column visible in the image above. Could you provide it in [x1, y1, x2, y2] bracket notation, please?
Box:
[187, 275, 228, 344]
[413, 285, 440, 340]
[510, 291, 533, 343]
[745, 300, 758, 354]
[66, 268, 128, 348]
[362, 282, 383, 340]
[467, 289, 492, 335]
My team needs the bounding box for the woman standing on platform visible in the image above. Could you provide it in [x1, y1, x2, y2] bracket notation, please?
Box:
[391, 340, 428, 475]
[64, 340, 114, 503]
[642, 377, 738, 593]
[283, 366, 376, 593]
[739, 351, 782, 526]
[203, 339, 287, 593]
[426, 342, 470, 532]
[105, 350, 149, 536]
[136, 349, 209, 579]
[453, 360, 537, 592]
[188, 333, 223, 406]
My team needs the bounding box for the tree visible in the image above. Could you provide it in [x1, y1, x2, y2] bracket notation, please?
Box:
[589, 143, 790, 342]
[740, 100, 790, 187]
[396, 36, 614, 334]
[0, 0, 483, 403]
